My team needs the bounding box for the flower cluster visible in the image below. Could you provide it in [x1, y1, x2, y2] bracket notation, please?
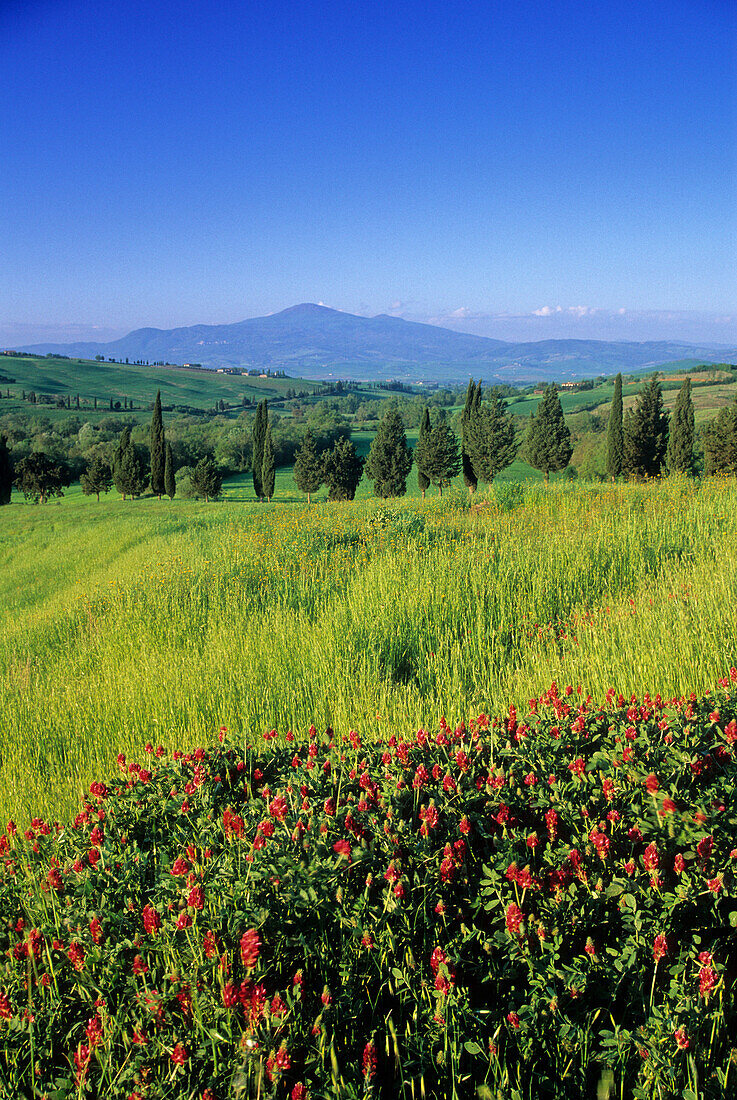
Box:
[0, 672, 735, 1098]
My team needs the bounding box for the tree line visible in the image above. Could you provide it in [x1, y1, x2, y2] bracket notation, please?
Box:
[1, 375, 737, 507]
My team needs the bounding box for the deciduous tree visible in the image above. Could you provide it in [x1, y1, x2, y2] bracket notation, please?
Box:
[14, 452, 71, 504]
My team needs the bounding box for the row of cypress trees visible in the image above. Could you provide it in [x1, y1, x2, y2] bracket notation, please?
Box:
[606, 373, 699, 480]
[251, 400, 276, 502]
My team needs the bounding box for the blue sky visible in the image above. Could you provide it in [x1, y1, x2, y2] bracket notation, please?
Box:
[1, 0, 735, 344]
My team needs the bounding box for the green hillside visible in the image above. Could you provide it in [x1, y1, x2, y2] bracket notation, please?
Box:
[0, 353, 324, 409]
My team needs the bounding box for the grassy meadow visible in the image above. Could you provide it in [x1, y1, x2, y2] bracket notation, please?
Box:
[1, 474, 736, 827]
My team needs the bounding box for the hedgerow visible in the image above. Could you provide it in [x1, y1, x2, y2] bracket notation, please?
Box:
[1, 671, 736, 1099]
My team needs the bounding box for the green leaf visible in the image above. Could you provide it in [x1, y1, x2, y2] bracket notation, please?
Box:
[464, 1040, 484, 1055]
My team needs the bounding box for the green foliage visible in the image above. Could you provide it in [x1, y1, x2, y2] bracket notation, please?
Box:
[252, 400, 267, 500]
[1, 680, 736, 1097]
[412, 411, 461, 495]
[702, 398, 737, 475]
[113, 427, 148, 498]
[261, 423, 276, 502]
[364, 404, 414, 497]
[523, 384, 573, 482]
[667, 378, 697, 475]
[149, 389, 166, 496]
[293, 428, 323, 502]
[13, 451, 71, 504]
[322, 437, 364, 501]
[0, 434, 12, 505]
[80, 455, 112, 501]
[623, 375, 669, 479]
[164, 441, 176, 500]
[467, 386, 517, 484]
[460, 379, 479, 491]
[416, 407, 431, 496]
[606, 372, 624, 480]
[190, 455, 223, 501]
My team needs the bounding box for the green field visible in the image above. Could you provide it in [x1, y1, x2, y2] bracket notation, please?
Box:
[0, 353, 326, 410]
[1, 475, 735, 828]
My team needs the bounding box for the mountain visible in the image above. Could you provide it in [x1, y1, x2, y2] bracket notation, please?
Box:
[19, 303, 737, 383]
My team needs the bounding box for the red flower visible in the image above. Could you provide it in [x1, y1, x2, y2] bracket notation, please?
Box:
[269, 796, 288, 822]
[643, 843, 659, 872]
[187, 885, 204, 910]
[89, 917, 102, 945]
[132, 954, 148, 976]
[291, 1085, 308, 1100]
[333, 839, 351, 860]
[653, 934, 667, 962]
[362, 1040, 377, 1079]
[674, 1027, 689, 1050]
[699, 964, 717, 998]
[67, 942, 85, 971]
[507, 1011, 520, 1029]
[142, 904, 162, 935]
[240, 928, 260, 970]
[222, 983, 239, 1008]
[674, 853, 686, 874]
[171, 1042, 188, 1065]
[505, 903, 524, 935]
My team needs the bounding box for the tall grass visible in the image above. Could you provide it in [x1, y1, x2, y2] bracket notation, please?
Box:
[1, 476, 735, 825]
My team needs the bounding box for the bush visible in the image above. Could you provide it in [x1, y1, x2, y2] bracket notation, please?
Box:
[0, 672, 736, 1098]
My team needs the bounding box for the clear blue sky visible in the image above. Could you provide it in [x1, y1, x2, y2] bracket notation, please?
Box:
[1, 0, 735, 342]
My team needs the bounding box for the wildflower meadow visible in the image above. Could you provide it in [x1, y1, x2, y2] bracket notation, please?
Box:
[0, 476, 736, 1097]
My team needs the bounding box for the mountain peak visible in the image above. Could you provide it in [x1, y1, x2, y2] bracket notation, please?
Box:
[274, 303, 338, 317]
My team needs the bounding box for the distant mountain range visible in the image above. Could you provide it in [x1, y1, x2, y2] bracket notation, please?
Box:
[19, 303, 737, 383]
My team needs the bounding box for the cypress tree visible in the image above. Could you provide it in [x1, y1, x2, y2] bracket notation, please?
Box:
[702, 397, 737, 476]
[417, 407, 431, 498]
[261, 424, 276, 502]
[164, 442, 176, 500]
[293, 428, 323, 503]
[606, 373, 624, 481]
[523, 384, 572, 484]
[460, 380, 479, 494]
[413, 412, 461, 496]
[322, 438, 364, 501]
[114, 428, 147, 499]
[622, 375, 669, 479]
[113, 427, 131, 499]
[667, 377, 696, 475]
[365, 404, 413, 497]
[0, 434, 13, 505]
[467, 387, 517, 484]
[150, 389, 166, 498]
[80, 456, 112, 502]
[252, 400, 267, 500]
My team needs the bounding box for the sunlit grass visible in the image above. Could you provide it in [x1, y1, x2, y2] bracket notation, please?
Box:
[1, 475, 735, 825]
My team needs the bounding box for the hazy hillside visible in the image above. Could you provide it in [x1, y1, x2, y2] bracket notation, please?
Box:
[20, 303, 737, 382]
